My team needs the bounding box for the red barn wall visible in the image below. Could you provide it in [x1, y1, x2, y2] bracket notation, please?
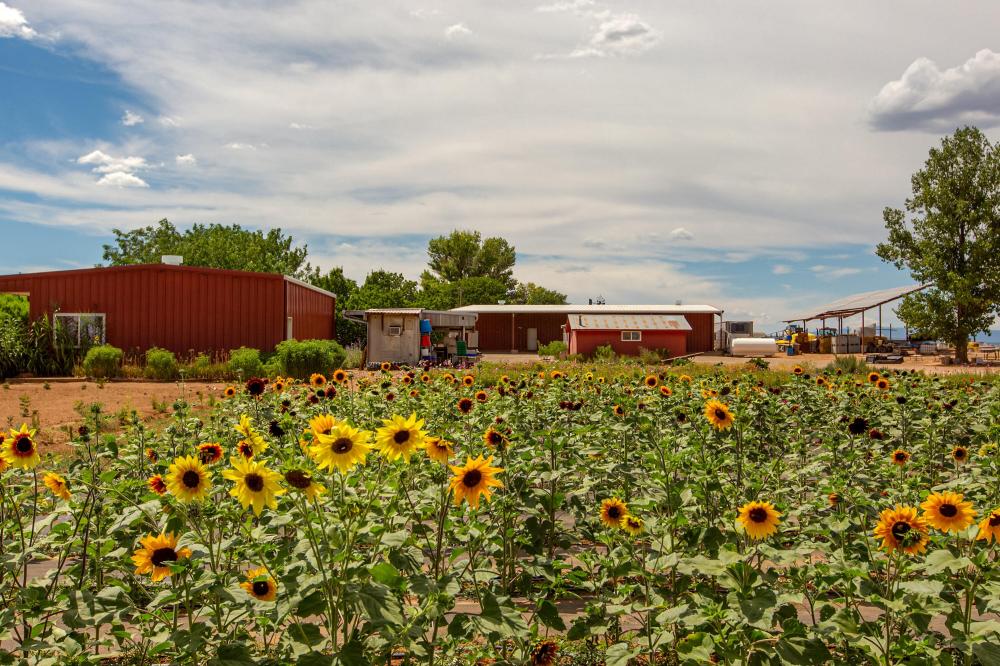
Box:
[285, 281, 336, 341]
[0, 265, 312, 355]
[569, 330, 687, 358]
[684, 313, 715, 353]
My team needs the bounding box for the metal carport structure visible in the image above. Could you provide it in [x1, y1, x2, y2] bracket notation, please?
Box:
[783, 284, 929, 344]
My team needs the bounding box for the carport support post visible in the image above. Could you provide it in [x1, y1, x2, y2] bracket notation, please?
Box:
[861, 309, 865, 354]
[510, 313, 516, 353]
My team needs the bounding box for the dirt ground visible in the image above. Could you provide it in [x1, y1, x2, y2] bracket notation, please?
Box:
[0, 379, 221, 451]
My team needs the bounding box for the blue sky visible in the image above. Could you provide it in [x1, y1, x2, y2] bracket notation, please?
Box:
[2, 1, 999, 331]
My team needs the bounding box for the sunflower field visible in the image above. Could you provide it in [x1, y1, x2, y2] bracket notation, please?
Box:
[2, 365, 1000, 665]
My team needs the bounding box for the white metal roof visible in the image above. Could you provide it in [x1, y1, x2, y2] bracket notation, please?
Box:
[450, 303, 723, 315]
[570, 314, 692, 331]
[784, 284, 928, 323]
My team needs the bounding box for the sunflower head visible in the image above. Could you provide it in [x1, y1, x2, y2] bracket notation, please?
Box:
[600, 498, 628, 528]
[240, 567, 277, 601]
[146, 447, 159, 463]
[891, 449, 910, 466]
[868, 372, 881, 383]
[475, 390, 488, 403]
[224, 386, 236, 398]
[380, 362, 392, 372]
[737, 500, 781, 540]
[620, 514, 644, 536]
[462, 374, 475, 387]
[43, 472, 71, 501]
[612, 404, 625, 418]
[165, 455, 212, 502]
[197, 442, 223, 464]
[222, 456, 286, 516]
[483, 428, 508, 450]
[920, 491, 976, 533]
[375, 413, 427, 462]
[952, 446, 969, 463]
[530, 640, 559, 666]
[332, 369, 348, 384]
[3, 424, 40, 470]
[283, 469, 326, 500]
[132, 532, 192, 582]
[449, 455, 504, 508]
[310, 423, 372, 473]
[704, 400, 735, 431]
[424, 436, 454, 464]
[876, 378, 890, 390]
[874, 505, 929, 554]
[456, 397, 474, 415]
[245, 377, 267, 396]
[976, 508, 1000, 544]
[309, 373, 327, 387]
[793, 366, 804, 376]
[828, 492, 841, 507]
[644, 374, 658, 388]
[659, 385, 673, 397]
[148, 474, 167, 495]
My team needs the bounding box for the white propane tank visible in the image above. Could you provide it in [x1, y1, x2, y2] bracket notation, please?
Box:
[730, 338, 778, 357]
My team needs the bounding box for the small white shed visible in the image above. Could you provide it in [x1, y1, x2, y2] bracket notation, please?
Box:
[345, 308, 479, 365]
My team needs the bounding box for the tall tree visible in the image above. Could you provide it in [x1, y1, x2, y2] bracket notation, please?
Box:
[308, 267, 364, 346]
[424, 230, 517, 291]
[509, 281, 568, 305]
[345, 270, 420, 311]
[419, 276, 509, 310]
[876, 126, 1000, 363]
[102, 219, 313, 279]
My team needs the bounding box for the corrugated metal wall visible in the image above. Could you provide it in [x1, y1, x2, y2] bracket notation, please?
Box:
[285, 281, 336, 341]
[0, 265, 329, 355]
[684, 313, 715, 353]
[570, 330, 687, 357]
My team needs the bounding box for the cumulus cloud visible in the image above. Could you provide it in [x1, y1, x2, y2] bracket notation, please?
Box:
[96, 172, 148, 188]
[669, 227, 693, 241]
[225, 142, 257, 150]
[869, 49, 1000, 131]
[0, 2, 35, 39]
[121, 110, 144, 126]
[175, 153, 196, 166]
[571, 13, 659, 58]
[444, 23, 471, 39]
[77, 150, 149, 187]
[810, 264, 863, 279]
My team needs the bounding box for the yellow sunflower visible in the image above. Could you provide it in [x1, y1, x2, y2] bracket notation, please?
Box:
[475, 390, 488, 403]
[975, 508, 1000, 544]
[457, 397, 474, 415]
[679, 374, 692, 383]
[952, 446, 969, 463]
[462, 374, 475, 386]
[309, 414, 342, 438]
[792, 366, 804, 376]
[643, 374, 658, 388]
[2, 424, 40, 470]
[223, 386, 236, 398]
[704, 400, 735, 431]
[375, 413, 426, 462]
[380, 361, 392, 372]
[309, 373, 327, 387]
[876, 378, 890, 390]
[424, 436, 454, 464]
[234, 415, 268, 456]
[222, 456, 285, 516]
[449, 455, 504, 508]
[867, 372, 880, 384]
[43, 472, 71, 501]
[283, 469, 327, 501]
[165, 456, 213, 503]
[148, 474, 167, 495]
[920, 491, 976, 533]
[332, 368, 348, 384]
[659, 385, 673, 397]
[600, 498, 628, 528]
[197, 442, 224, 464]
[620, 514, 644, 535]
[310, 423, 372, 473]
[737, 500, 781, 540]
[891, 449, 910, 466]
[132, 532, 192, 582]
[550, 370, 564, 380]
[612, 404, 625, 418]
[874, 505, 929, 555]
[241, 567, 277, 601]
[483, 428, 508, 450]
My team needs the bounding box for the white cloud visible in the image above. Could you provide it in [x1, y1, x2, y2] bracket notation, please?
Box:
[289, 122, 315, 130]
[159, 116, 181, 127]
[77, 150, 148, 174]
[772, 264, 791, 275]
[810, 265, 863, 279]
[96, 172, 148, 188]
[536, 0, 596, 13]
[572, 13, 659, 58]
[0, 2, 36, 39]
[225, 142, 257, 150]
[869, 49, 1000, 131]
[444, 23, 471, 39]
[669, 227, 693, 241]
[175, 153, 196, 166]
[121, 110, 144, 126]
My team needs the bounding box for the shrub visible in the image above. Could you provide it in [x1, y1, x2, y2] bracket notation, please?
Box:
[82, 344, 123, 378]
[592, 344, 616, 361]
[343, 347, 364, 370]
[825, 355, 869, 376]
[538, 340, 567, 357]
[274, 339, 346, 379]
[228, 347, 263, 378]
[145, 347, 179, 380]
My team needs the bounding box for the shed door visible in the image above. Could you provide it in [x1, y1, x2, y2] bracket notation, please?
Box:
[526, 327, 538, 351]
[286, 317, 293, 340]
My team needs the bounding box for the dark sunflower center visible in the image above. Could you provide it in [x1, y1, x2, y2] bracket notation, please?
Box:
[990, 513, 1000, 527]
[748, 507, 768, 523]
[285, 470, 312, 488]
[331, 438, 353, 454]
[938, 503, 958, 518]
[607, 506, 622, 519]
[244, 473, 265, 492]
[393, 430, 410, 445]
[895, 452, 906, 461]
[715, 409, 727, 420]
[890, 521, 911, 540]
[182, 470, 201, 488]
[489, 432, 502, 444]
[252, 580, 270, 596]
[462, 469, 483, 488]
[955, 449, 966, 459]
[14, 436, 32, 453]
[151, 547, 178, 567]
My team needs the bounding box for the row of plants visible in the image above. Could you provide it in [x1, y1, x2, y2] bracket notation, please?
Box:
[2, 364, 1000, 664]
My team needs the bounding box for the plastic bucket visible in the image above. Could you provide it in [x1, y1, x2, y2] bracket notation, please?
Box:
[419, 319, 432, 334]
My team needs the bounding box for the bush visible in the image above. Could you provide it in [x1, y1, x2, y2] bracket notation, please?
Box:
[825, 355, 869, 376]
[343, 347, 364, 369]
[145, 347, 179, 380]
[274, 339, 346, 379]
[538, 340, 567, 357]
[82, 344, 123, 378]
[592, 344, 616, 361]
[228, 347, 263, 378]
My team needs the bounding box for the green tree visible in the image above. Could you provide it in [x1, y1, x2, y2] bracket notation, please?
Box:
[419, 276, 509, 310]
[876, 126, 1000, 363]
[424, 230, 517, 291]
[102, 219, 313, 278]
[308, 267, 365, 346]
[345, 270, 420, 311]
[509, 281, 568, 305]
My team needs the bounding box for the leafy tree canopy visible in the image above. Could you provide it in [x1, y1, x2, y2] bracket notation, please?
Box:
[345, 270, 420, 311]
[509, 281, 567, 305]
[424, 230, 517, 291]
[419, 276, 509, 310]
[876, 126, 1000, 362]
[306, 267, 365, 346]
[102, 219, 313, 279]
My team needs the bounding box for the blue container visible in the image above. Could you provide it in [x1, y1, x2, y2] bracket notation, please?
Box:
[419, 319, 432, 334]
[786, 345, 796, 356]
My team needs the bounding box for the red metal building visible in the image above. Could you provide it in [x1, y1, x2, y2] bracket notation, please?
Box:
[450, 304, 723, 354]
[566, 314, 691, 357]
[0, 264, 336, 355]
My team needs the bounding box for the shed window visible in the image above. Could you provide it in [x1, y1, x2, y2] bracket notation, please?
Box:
[621, 330, 641, 342]
[55, 313, 106, 347]
[387, 325, 402, 336]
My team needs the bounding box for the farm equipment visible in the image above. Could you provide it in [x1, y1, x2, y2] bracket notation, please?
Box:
[864, 336, 894, 354]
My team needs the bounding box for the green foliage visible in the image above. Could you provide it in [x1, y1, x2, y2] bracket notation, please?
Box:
[227, 347, 263, 379]
[419, 275, 509, 310]
[0, 294, 28, 323]
[346, 270, 420, 311]
[144, 347, 179, 380]
[274, 339, 346, 378]
[342, 347, 364, 369]
[25, 315, 77, 377]
[876, 126, 1000, 362]
[537, 340, 567, 357]
[508, 281, 567, 305]
[102, 219, 314, 279]
[0, 313, 27, 379]
[824, 355, 868, 375]
[591, 344, 616, 361]
[82, 344, 123, 378]
[424, 229, 517, 291]
[306, 266, 365, 347]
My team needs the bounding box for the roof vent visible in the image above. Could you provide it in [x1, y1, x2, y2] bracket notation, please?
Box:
[675, 299, 682, 306]
[161, 255, 183, 266]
